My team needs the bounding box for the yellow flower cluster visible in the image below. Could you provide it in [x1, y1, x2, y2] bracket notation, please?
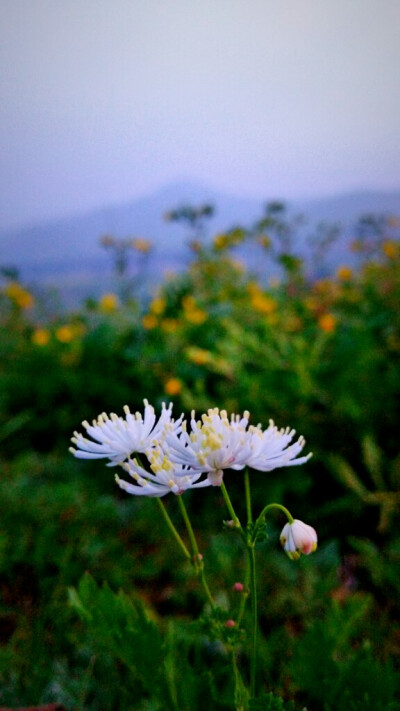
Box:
[336, 266, 353, 281]
[99, 293, 119, 313]
[318, 313, 337, 333]
[247, 283, 276, 315]
[382, 240, 398, 259]
[182, 295, 208, 325]
[4, 281, 34, 309]
[31, 328, 50, 346]
[31, 322, 86, 347]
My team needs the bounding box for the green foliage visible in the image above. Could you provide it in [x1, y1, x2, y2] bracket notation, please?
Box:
[289, 598, 400, 710]
[0, 206, 400, 707]
[69, 574, 167, 702]
[69, 574, 235, 710]
[249, 694, 306, 711]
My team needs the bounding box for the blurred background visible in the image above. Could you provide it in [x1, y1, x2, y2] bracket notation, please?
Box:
[0, 2, 400, 709]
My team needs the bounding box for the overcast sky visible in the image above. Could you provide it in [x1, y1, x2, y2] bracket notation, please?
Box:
[1, 0, 400, 230]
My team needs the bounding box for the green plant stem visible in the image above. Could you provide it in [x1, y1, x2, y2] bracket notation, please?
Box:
[253, 502, 294, 543]
[177, 495, 215, 609]
[220, 480, 242, 530]
[177, 494, 200, 555]
[244, 468, 252, 525]
[156, 498, 191, 561]
[247, 542, 257, 699]
[257, 502, 294, 523]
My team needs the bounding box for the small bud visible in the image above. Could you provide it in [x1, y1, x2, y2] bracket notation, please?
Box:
[280, 519, 318, 561]
[232, 582, 244, 592]
[225, 619, 236, 628]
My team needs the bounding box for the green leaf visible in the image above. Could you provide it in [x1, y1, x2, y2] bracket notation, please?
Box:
[69, 573, 167, 700]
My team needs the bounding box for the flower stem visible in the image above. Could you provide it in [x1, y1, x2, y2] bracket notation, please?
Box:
[247, 542, 258, 699]
[244, 469, 252, 525]
[177, 495, 215, 609]
[177, 494, 200, 555]
[252, 502, 294, 543]
[156, 497, 191, 561]
[220, 481, 242, 530]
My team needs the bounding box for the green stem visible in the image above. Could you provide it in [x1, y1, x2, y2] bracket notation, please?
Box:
[156, 498, 191, 561]
[247, 542, 258, 699]
[220, 480, 242, 530]
[177, 495, 215, 609]
[177, 494, 200, 555]
[252, 502, 294, 544]
[244, 468, 252, 525]
[257, 502, 294, 524]
[236, 559, 250, 627]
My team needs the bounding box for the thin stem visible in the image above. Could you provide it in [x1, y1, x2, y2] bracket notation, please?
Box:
[220, 481, 242, 530]
[244, 468, 252, 525]
[247, 542, 258, 699]
[257, 502, 294, 523]
[236, 558, 250, 627]
[177, 494, 200, 555]
[156, 498, 191, 560]
[177, 495, 215, 609]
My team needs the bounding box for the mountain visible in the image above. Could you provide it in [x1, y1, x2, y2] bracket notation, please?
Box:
[1, 181, 399, 304]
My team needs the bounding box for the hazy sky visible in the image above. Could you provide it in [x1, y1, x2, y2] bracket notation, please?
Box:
[1, 0, 400, 230]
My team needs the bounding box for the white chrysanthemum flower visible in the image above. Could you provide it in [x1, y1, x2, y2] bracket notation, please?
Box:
[115, 456, 211, 498]
[69, 399, 181, 465]
[159, 408, 252, 485]
[280, 519, 318, 560]
[245, 420, 312, 472]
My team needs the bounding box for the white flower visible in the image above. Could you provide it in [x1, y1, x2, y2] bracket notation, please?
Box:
[245, 420, 312, 471]
[159, 408, 252, 485]
[280, 519, 318, 560]
[115, 456, 211, 498]
[69, 400, 181, 465]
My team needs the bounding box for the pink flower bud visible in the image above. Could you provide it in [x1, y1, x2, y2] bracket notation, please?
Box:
[280, 519, 317, 561]
[232, 582, 244, 592]
[225, 619, 236, 628]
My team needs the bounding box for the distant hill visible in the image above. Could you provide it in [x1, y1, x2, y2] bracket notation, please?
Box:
[1, 181, 399, 304]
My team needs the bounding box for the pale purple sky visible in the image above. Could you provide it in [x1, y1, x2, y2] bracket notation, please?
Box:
[1, 0, 400, 230]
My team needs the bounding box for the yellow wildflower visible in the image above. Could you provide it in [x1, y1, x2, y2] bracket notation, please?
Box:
[164, 378, 182, 396]
[56, 325, 75, 343]
[185, 308, 208, 325]
[31, 328, 50, 346]
[186, 347, 212, 365]
[336, 266, 353, 281]
[318, 313, 337, 333]
[382, 240, 398, 259]
[99, 293, 119, 312]
[150, 296, 166, 315]
[142, 314, 158, 330]
[213, 233, 230, 250]
[251, 293, 276, 315]
[5, 282, 34, 309]
[182, 294, 197, 311]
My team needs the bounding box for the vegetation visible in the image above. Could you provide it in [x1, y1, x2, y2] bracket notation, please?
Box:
[0, 205, 399, 709]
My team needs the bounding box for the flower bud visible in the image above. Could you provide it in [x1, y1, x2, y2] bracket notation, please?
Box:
[225, 619, 236, 628]
[232, 582, 244, 592]
[280, 519, 317, 561]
